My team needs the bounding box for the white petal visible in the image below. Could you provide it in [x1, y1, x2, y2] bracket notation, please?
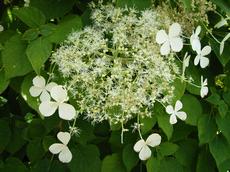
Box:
[58, 146, 72, 163]
[200, 56, 209, 68]
[220, 41, 225, 55]
[51, 86, 68, 103]
[184, 54, 190, 67]
[166, 105, 174, 114]
[203, 78, 208, 86]
[139, 145, 151, 161]
[58, 103, 76, 120]
[175, 100, 183, 111]
[160, 41, 170, 55]
[200, 87, 208, 98]
[156, 30, 168, 44]
[49, 143, 65, 154]
[191, 39, 201, 52]
[33, 76, 46, 88]
[195, 26, 201, 35]
[176, 111, 187, 121]
[146, 133, 161, 147]
[133, 139, 145, 152]
[57, 132, 71, 145]
[45, 82, 58, 92]
[194, 55, 200, 66]
[40, 90, 51, 102]
[169, 23, 181, 37]
[39, 101, 58, 117]
[29, 86, 42, 97]
[170, 37, 183, 52]
[170, 114, 177, 124]
[201, 46, 211, 56]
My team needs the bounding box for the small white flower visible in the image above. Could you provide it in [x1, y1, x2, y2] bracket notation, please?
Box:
[156, 23, 183, 55]
[190, 26, 201, 52]
[39, 85, 76, 120]
[214, 18, 228, 29]
[182, 52, 190, 77]
[200, 76, 208, 98]
[29, 76, 57, 102]
[133, 133, 161, 161]
[194, 45, 211, 68]
[0, 25, 4, 32]
[166, 100, 187, 125]
[49, 132, 72, 163]
[220, 33, 230, 55]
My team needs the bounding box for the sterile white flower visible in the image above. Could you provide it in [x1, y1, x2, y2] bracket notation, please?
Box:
[134, 133, 161, 160]
[200, 76, 208, 98]
[0, 25, 4, 32]
[182, 52, 190, 78]
[190, 26, 201, 52]
[156, 23, 183, 55]
[166, 100, 187, 125]
[49, 132, 72, 163]
[194, 45, 211, 68]
[29, 76, 57, 102]
[39, 85, 76, 120]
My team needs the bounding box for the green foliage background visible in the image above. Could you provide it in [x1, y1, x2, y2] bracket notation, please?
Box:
[0, 0, 230, 171]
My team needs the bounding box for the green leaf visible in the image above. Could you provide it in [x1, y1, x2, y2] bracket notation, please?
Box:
[42, 136, 56, 151]
[116, 0, 152, 10]
[209, 135, 230, 166]
[101, 153, 126, 172]
[68, 144, 101, 172]
[180, 0, 192, 11]
[22, 28, 39, 41]
[39, 24, 56, 37]
[140, 115, 157, 135]
[185, 65, 201, 95]
[5, 127, 26, 154]
[181, 94, 202, 126]
[122, 144, 139, 172]
[27, 119, 47, 139]
[218, 159, 230, 172]
[210, 0, 230, 16]
[26, 138, 45, 163]
[13, 7, 46, 28]
[206, 92, 221, 105]
[30, 0, 75, 19]
[216, 113, 230, 144]
[158, 157, 184, 172]
[31, 159, 67, 172]
[170, 78, 186, 104]
[155, 103, 173, 140]
[0, 70, 9, 94]
[146, 157, 160, 172]
[218, 100, 228, 118]
[0, 120, 11, 152]
[21, 73, 40, 113]
[210, 38, 230, 67]
[26, 37, 52, 74]
[47, 15, 82, 43]
[198, 115, 217, 144]
[175, 139, 198, 167]
[158, 142, 179, 157]
[196, 148, 216, 172]
[3, 158, 28, 172]
[2, 34, 33, 78]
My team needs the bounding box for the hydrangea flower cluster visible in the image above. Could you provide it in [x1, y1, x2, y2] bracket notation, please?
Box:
[28, 3, 212, 163]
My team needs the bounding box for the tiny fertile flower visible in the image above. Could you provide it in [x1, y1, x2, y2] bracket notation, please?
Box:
[29, 76, 57, 102]
[190, 26, 201, 52]
[200, 76, 208, 98]
[49, 132, 72, 163]
[39, 85, 76, 120]
[134, 133, 161, 160]
[156, 23, 183, 55]
[166, 100, 187, 125]
[194, 45, 211, 68]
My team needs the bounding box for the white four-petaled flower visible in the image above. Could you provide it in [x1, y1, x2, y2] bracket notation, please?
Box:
[29, 76, 57, 102]
[133, 133, 161, 160]
[194, 45, 211, 68]
[156, 23, 183, 55]
[190, 26, 201, 52]
[166, 100, 187, 125]
[39, 85, 76, 120]
[200, 76, 208, 98]
[49, 132, 72, 163]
